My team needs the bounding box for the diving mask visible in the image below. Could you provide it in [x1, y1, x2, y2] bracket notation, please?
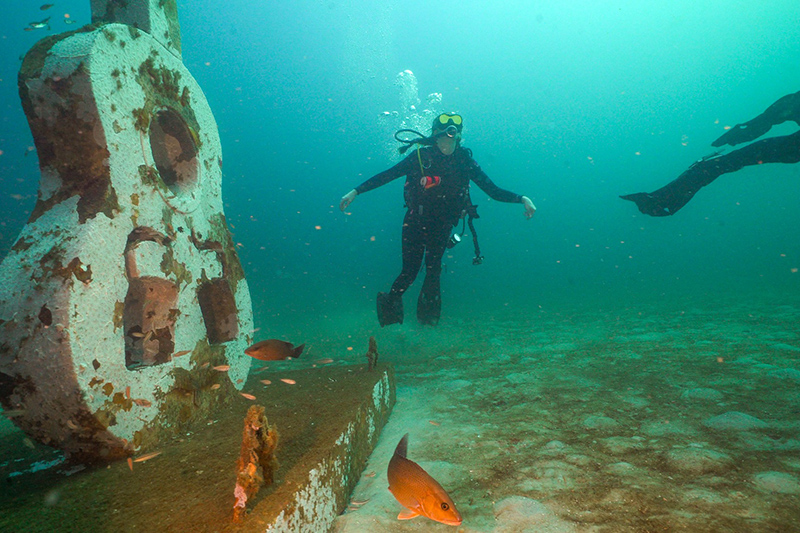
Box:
[434, 113, 463, 132]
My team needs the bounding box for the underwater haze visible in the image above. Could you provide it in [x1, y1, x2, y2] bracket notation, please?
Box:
[1, 1, 799, 326]
[2, 1, 800, 531]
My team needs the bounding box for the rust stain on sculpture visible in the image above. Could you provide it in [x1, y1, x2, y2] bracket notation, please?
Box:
[0, 0, 253, 461]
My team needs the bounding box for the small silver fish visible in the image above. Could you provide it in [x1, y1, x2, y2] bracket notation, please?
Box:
[28, 17, 51, 29]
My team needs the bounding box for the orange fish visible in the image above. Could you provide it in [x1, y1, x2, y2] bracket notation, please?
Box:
[244, 340, 304, 361]
[133, 451, 161, 463]
[387, 434, 461, 526]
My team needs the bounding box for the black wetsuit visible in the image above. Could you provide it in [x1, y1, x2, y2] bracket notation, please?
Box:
[621, 90, 800, 216]
[355, 145, 522, 324]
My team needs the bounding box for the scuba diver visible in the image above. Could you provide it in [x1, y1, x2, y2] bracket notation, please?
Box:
[339, 113, 536, 327]
[621, 90, 800, 216]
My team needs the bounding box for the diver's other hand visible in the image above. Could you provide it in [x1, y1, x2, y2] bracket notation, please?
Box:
[521, 196, 536, 219]
[340, 189, 358, 211]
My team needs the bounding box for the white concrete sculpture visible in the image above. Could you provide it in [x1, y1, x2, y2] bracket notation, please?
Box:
[0, 0, 253, 461]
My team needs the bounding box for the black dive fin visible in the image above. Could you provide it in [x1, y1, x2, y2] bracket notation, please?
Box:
[377, 292, 403, 327]
[416, 290, 440, 326]
[620, 192, 674, 217]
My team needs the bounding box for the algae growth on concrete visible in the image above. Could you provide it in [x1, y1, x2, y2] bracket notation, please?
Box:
[5, 297, 798, 532]
[0, 362, 394, 532]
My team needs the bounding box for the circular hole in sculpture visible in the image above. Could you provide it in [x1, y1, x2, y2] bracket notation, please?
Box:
[149, 108, 198, 196]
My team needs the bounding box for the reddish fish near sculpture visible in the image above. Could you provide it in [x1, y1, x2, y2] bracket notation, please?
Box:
[387, 433, 462, 526]
[244, 340, 304, 361]
[133, 451, 161, 463]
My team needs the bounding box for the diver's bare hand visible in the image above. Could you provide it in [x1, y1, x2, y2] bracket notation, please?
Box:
[521, 196, 536, 219]
[340, 189, 357, 212]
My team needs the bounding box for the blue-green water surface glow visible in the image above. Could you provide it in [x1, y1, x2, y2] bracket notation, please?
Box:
[2, 1, 798, 329]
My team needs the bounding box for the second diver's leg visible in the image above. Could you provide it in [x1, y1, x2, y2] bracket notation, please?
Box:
[713, 91, 800, 147]
[621, 131, 800, 216]
[417, 223, 450, 325]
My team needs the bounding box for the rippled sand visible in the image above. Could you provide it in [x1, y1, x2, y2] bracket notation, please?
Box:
[334, 297, 800, 532]
[2, 295, 798, 532]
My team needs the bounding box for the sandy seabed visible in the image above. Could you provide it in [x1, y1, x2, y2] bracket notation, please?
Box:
[331, 296, 800, 532]
[2, 294, 799, 532]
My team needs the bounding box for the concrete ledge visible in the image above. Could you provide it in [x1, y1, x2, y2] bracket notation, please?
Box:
[254, 363, 395, 531]
[0, 362, 395, 532]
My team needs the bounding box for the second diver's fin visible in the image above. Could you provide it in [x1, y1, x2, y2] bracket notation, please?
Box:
[620, 192, 674, 217]
[377, 292, 403, 327]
